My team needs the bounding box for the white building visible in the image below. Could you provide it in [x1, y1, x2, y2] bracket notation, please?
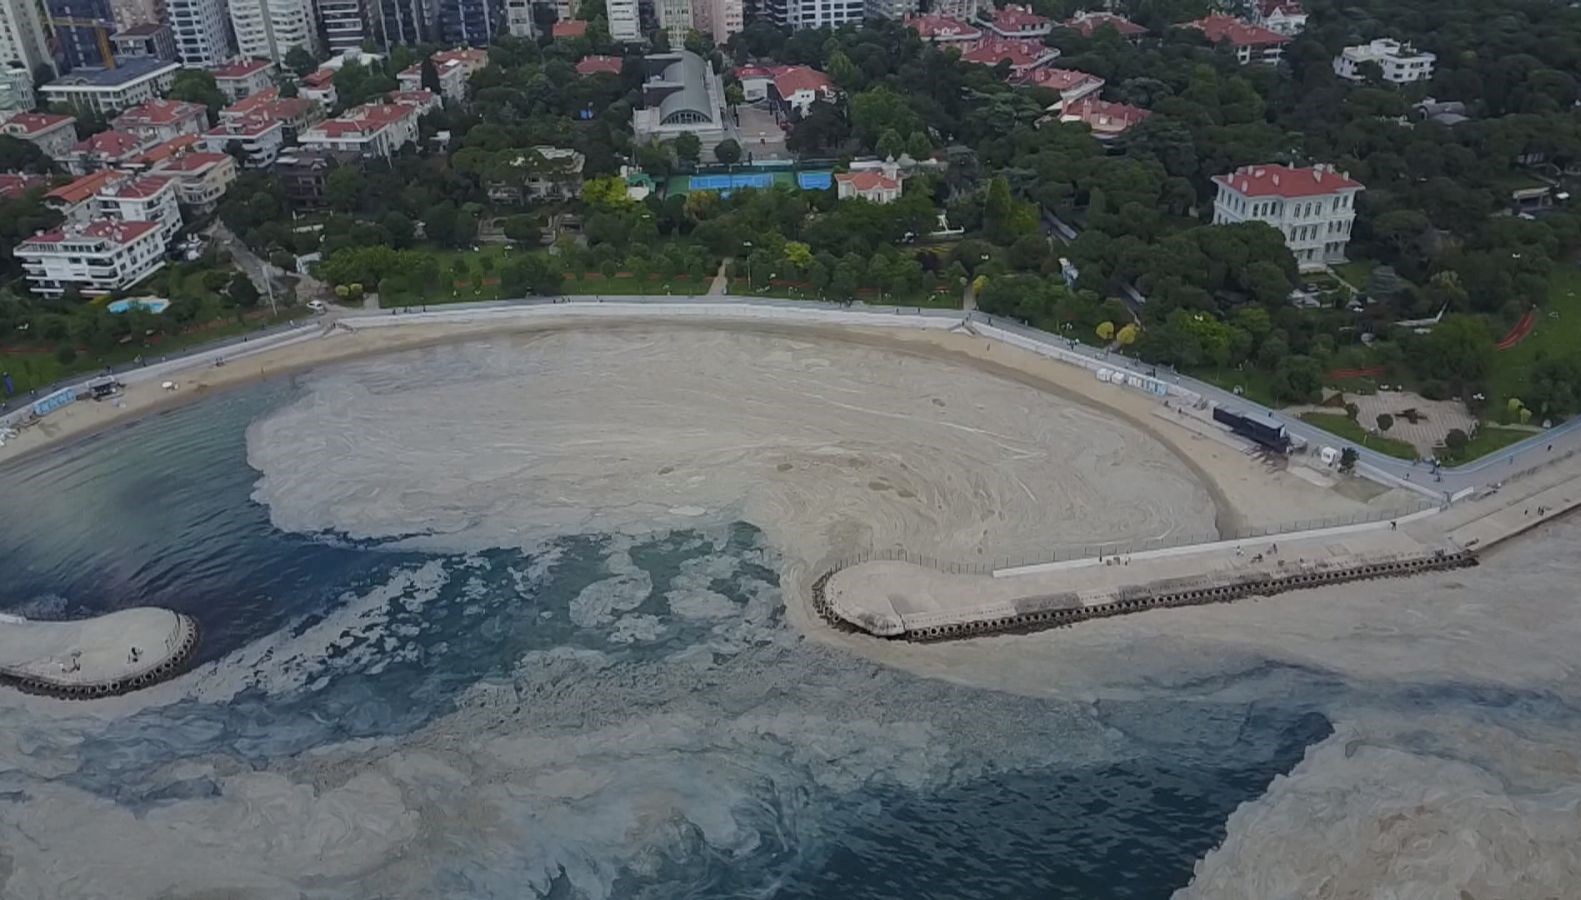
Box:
[503, 0, 534, 37]
[39, 59, 182, 115]
[979, 4, 1051, 38]
[835, 163, 904, 204]
[1212, 163, 1364, 270]
[200, 116, 287, 166]
[1, 112, 79, 158]
[318, 0, 371, 52]
[1182, 15, 1289, 65]
[762, 0, 863, 30]
[0, 0, 54, 80]
[149, 150, 238, 212]
[299, 67, 339, 106]
[1254, 0, 1306, 36]
[632, 52, 729, 158]
[211, 58, 276, 101]
[0, 62, 33, 113]
[112, 99, 209, 144]
[690, 0, 742, 43]
[297, 100, 423, 158]
[606, 0, 641, 41]
[768, 65, 836, 120]
[1334, 39, 1436, 84]
[396, 47, 488, 102]
[230, 0, 320, 63]
[657, 0, 692, 45]
[96, 173, 183, 245]
[17, 219, 169, 297]
[168, 0, 235, 67]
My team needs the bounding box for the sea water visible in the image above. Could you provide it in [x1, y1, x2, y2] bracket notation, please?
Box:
[0, 377, 1340, 899]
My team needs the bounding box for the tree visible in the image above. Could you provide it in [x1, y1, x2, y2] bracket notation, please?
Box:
[285, 46, 319, 77]
[325, 166, 366, 213]
[420, 56, 442, 95]
[1339, 447, 1358, 472]
[1096, 320, 1115, 341]
[1376, 413, 1394, 432]
[1271, 355, 1322, 402]
[167, 70, 226, 116]
[227, 274, 261, 308]
[714, 138, 741, 164]
[1116, 322, 1139, 346]
[674, 133, 702, 167]
[877, 128, 906, 160]
[1414, 315, 1494, 385]
[1444, 429, 1470, 452]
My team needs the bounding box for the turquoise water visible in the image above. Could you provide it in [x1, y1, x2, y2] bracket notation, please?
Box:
[106, 298, 170, 314]
[0, 378, 1338, 898]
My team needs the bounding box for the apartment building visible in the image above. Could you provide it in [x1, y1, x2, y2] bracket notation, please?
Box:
[64, 130, 151, 174]
[39, 58, 182, 114]
[167, 0, 234, 66]
[16, 219, 168, 297]
[979, 4, 1050, 39]
[605, 0, 640, 40]
[1062, 11, 1145, 40]
[297, 100, 423, 158]
[0, 0, 55, 79]
[317, 0, 370, 52]
[200, 116, 287, 166]
[1, 112, 79, 158]
[149, 150, 237, 211]
[229, 0, 319, 63]
[109, 23, 179, 61]
[1334, 38, 1436, 84]
[211, 58, 276, 100]
[396, 47, 488, 101]
[112, 99, 208, 143]
[1182, 15, 1289, 65]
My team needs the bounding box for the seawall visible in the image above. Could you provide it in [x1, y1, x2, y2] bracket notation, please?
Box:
[0, 609, 200, 699]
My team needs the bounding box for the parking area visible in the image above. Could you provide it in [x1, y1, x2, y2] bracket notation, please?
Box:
[731, 103, 789, 162]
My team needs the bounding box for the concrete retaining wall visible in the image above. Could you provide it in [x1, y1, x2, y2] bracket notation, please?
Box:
[0, 614, 200, 700]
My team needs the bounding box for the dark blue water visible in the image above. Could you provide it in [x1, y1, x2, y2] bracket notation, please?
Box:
[0, 379, 1335, 899]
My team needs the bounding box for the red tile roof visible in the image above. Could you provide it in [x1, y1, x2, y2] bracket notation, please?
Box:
[132, 134, 201, 165]
[433, 47, 488, 68]
[770, 65, 832, 97]
[386, 89, 437, 106]
[577, 55, 624, 75]
[906, 14, 980, 41]
[836, 170, 901, 192]
[302, 68, 336, 87]
[206, 117, 281, 138]
[310, 102, 418, 138]
[211, 58, 273, 80]
[154, 150, 231, 172]
[222, 86, 281, 116]
[112, 99, 205, 127]
[552, 19, 589, 37]
[1062, 11, 1146, 38]
[24, 219, 159, 246]
[1185, 14, 1290, 47]
[72, 130, 148, 158]
[46, 169, 126, 205]
[960, 37, 1056, 70]
[3, 112, 75, 135]
[984, 4, 1050, 34]
[1213, 164, 1363, 198]
[0, 173, 47, 199]
[103, 174, 171, 199]
[1060, 97, 1151, 135]
[733, 65, 774, 79]
[1015, 66, 1102, 92]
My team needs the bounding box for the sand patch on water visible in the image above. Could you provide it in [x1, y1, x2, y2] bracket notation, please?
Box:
[245, 326, 1222, 571]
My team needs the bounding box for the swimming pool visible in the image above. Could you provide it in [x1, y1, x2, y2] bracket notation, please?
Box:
[107, 298, 171, 314]
[797, 171, 833, 190]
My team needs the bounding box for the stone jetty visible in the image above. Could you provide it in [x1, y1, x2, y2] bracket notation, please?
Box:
[0, 609, 199, 699]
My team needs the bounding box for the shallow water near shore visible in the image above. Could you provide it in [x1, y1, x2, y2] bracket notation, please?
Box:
[1, 329, 1578, 898]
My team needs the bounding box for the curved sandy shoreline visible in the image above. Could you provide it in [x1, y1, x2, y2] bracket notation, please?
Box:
[0, 308, 1389, 539]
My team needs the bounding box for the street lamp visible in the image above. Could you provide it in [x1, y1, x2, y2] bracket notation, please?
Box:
[743, 241, 753, 290]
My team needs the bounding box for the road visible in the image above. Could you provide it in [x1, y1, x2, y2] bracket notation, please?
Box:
[9, 292, 1578, 498]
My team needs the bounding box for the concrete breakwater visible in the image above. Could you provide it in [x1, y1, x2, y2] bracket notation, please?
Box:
[812, 551, 1476, 642]
[0, 609, 200, 699]
[815, 454, 1581, 642]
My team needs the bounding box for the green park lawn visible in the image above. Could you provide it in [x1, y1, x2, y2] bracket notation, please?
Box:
[1298, 411, 1420, 460]
[1486, 266, 1581, 416]
[1193, 366, 1280, 409]
[563, 272, 711, 295]
[1435, 425, 1533, 466]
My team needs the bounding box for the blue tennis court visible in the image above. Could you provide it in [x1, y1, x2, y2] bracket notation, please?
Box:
[797, 171, 832, 190]
[690, 172, 774, 191]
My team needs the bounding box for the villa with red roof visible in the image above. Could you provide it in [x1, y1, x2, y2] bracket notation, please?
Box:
[64, 131, 152, 175]
[386, 89, 442, 114]
[959, 37, 1060, 75]
[1, 112, 78, 159]
[1182, 15, 1290, 65]
[836, 163, 905, 204]
[45, 170, 126, 219]
[130, 134, 202, 168]
[398, 47, 489, 102]
[1212, 164, 1364, 269]
[298, 101, 424, 159]
[552, 19, 589, 38]
[767, 65, 837, 120]
[211, 58, 275, 101]
[111, 99, 207, 145]
[979, 4, 1052, 38]
[1058, 97, 1151, 139]
[576, 55, 624, 76]
[905, 14, 981, 43]
[1062, 11, 1146, 40]
[1015, 67, 1104, 107]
